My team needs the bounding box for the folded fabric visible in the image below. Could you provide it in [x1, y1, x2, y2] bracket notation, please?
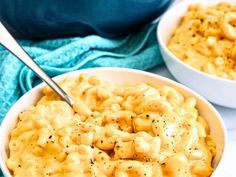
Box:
[0, 23, 162, 124]
[0, 22, 163, 177]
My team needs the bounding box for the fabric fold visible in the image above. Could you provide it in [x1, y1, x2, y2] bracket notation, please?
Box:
[0, 23, 162, 124]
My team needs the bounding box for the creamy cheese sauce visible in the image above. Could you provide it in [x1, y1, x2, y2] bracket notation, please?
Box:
[7, 74, 215, 177]
[168, 2, 236, 80]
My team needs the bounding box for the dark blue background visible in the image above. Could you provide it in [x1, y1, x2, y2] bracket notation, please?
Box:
[0, 0, 171, 39]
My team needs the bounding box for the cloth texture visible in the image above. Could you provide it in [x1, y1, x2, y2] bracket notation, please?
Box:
[0, 23, 163, 176]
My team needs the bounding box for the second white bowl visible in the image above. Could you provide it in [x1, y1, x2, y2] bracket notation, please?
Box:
[157, 0, 236, 108]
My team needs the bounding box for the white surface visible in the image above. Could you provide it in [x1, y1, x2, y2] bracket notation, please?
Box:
[157, 0, 236, 108]
[0, 68, 227, 177]
[150, 65, 236, 177]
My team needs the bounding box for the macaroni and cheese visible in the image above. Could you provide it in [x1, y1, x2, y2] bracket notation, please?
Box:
[7, 74, 216, 177]
[168, 2, 236, 80]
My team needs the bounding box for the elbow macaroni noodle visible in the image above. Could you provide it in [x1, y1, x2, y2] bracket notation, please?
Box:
[168, 2, 236, 80]
[7, 74, 216, 177]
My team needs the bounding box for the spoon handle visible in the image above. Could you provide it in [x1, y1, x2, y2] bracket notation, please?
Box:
[0, 22, 73, 107]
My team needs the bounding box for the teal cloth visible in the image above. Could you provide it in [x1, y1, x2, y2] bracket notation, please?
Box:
[0, 24, 162, 176]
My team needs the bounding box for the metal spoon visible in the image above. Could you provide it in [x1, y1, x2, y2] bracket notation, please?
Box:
[0, 22, 74, 107]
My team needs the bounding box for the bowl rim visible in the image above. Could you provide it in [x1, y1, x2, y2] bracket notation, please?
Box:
[157, 0, 236, 84]
[0, 67, 228, 176]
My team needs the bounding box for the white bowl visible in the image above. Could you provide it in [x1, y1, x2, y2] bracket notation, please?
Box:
[157, 0, 236, 108]
[0, 68, 227, 176]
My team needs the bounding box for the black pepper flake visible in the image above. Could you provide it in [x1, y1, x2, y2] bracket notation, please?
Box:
[161, 163, 166, 166]
[98, 151, 102, 154]
[90, 159, 94, 164]
[49, 135, 52, 139]
[91, 145, 94, 149]
[101, 140, 104, 143]
[66, 145, 69, 148]
[65, 152, 69, 155]
[146, 114, 150, 118]
[18, 164, 21, 168]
